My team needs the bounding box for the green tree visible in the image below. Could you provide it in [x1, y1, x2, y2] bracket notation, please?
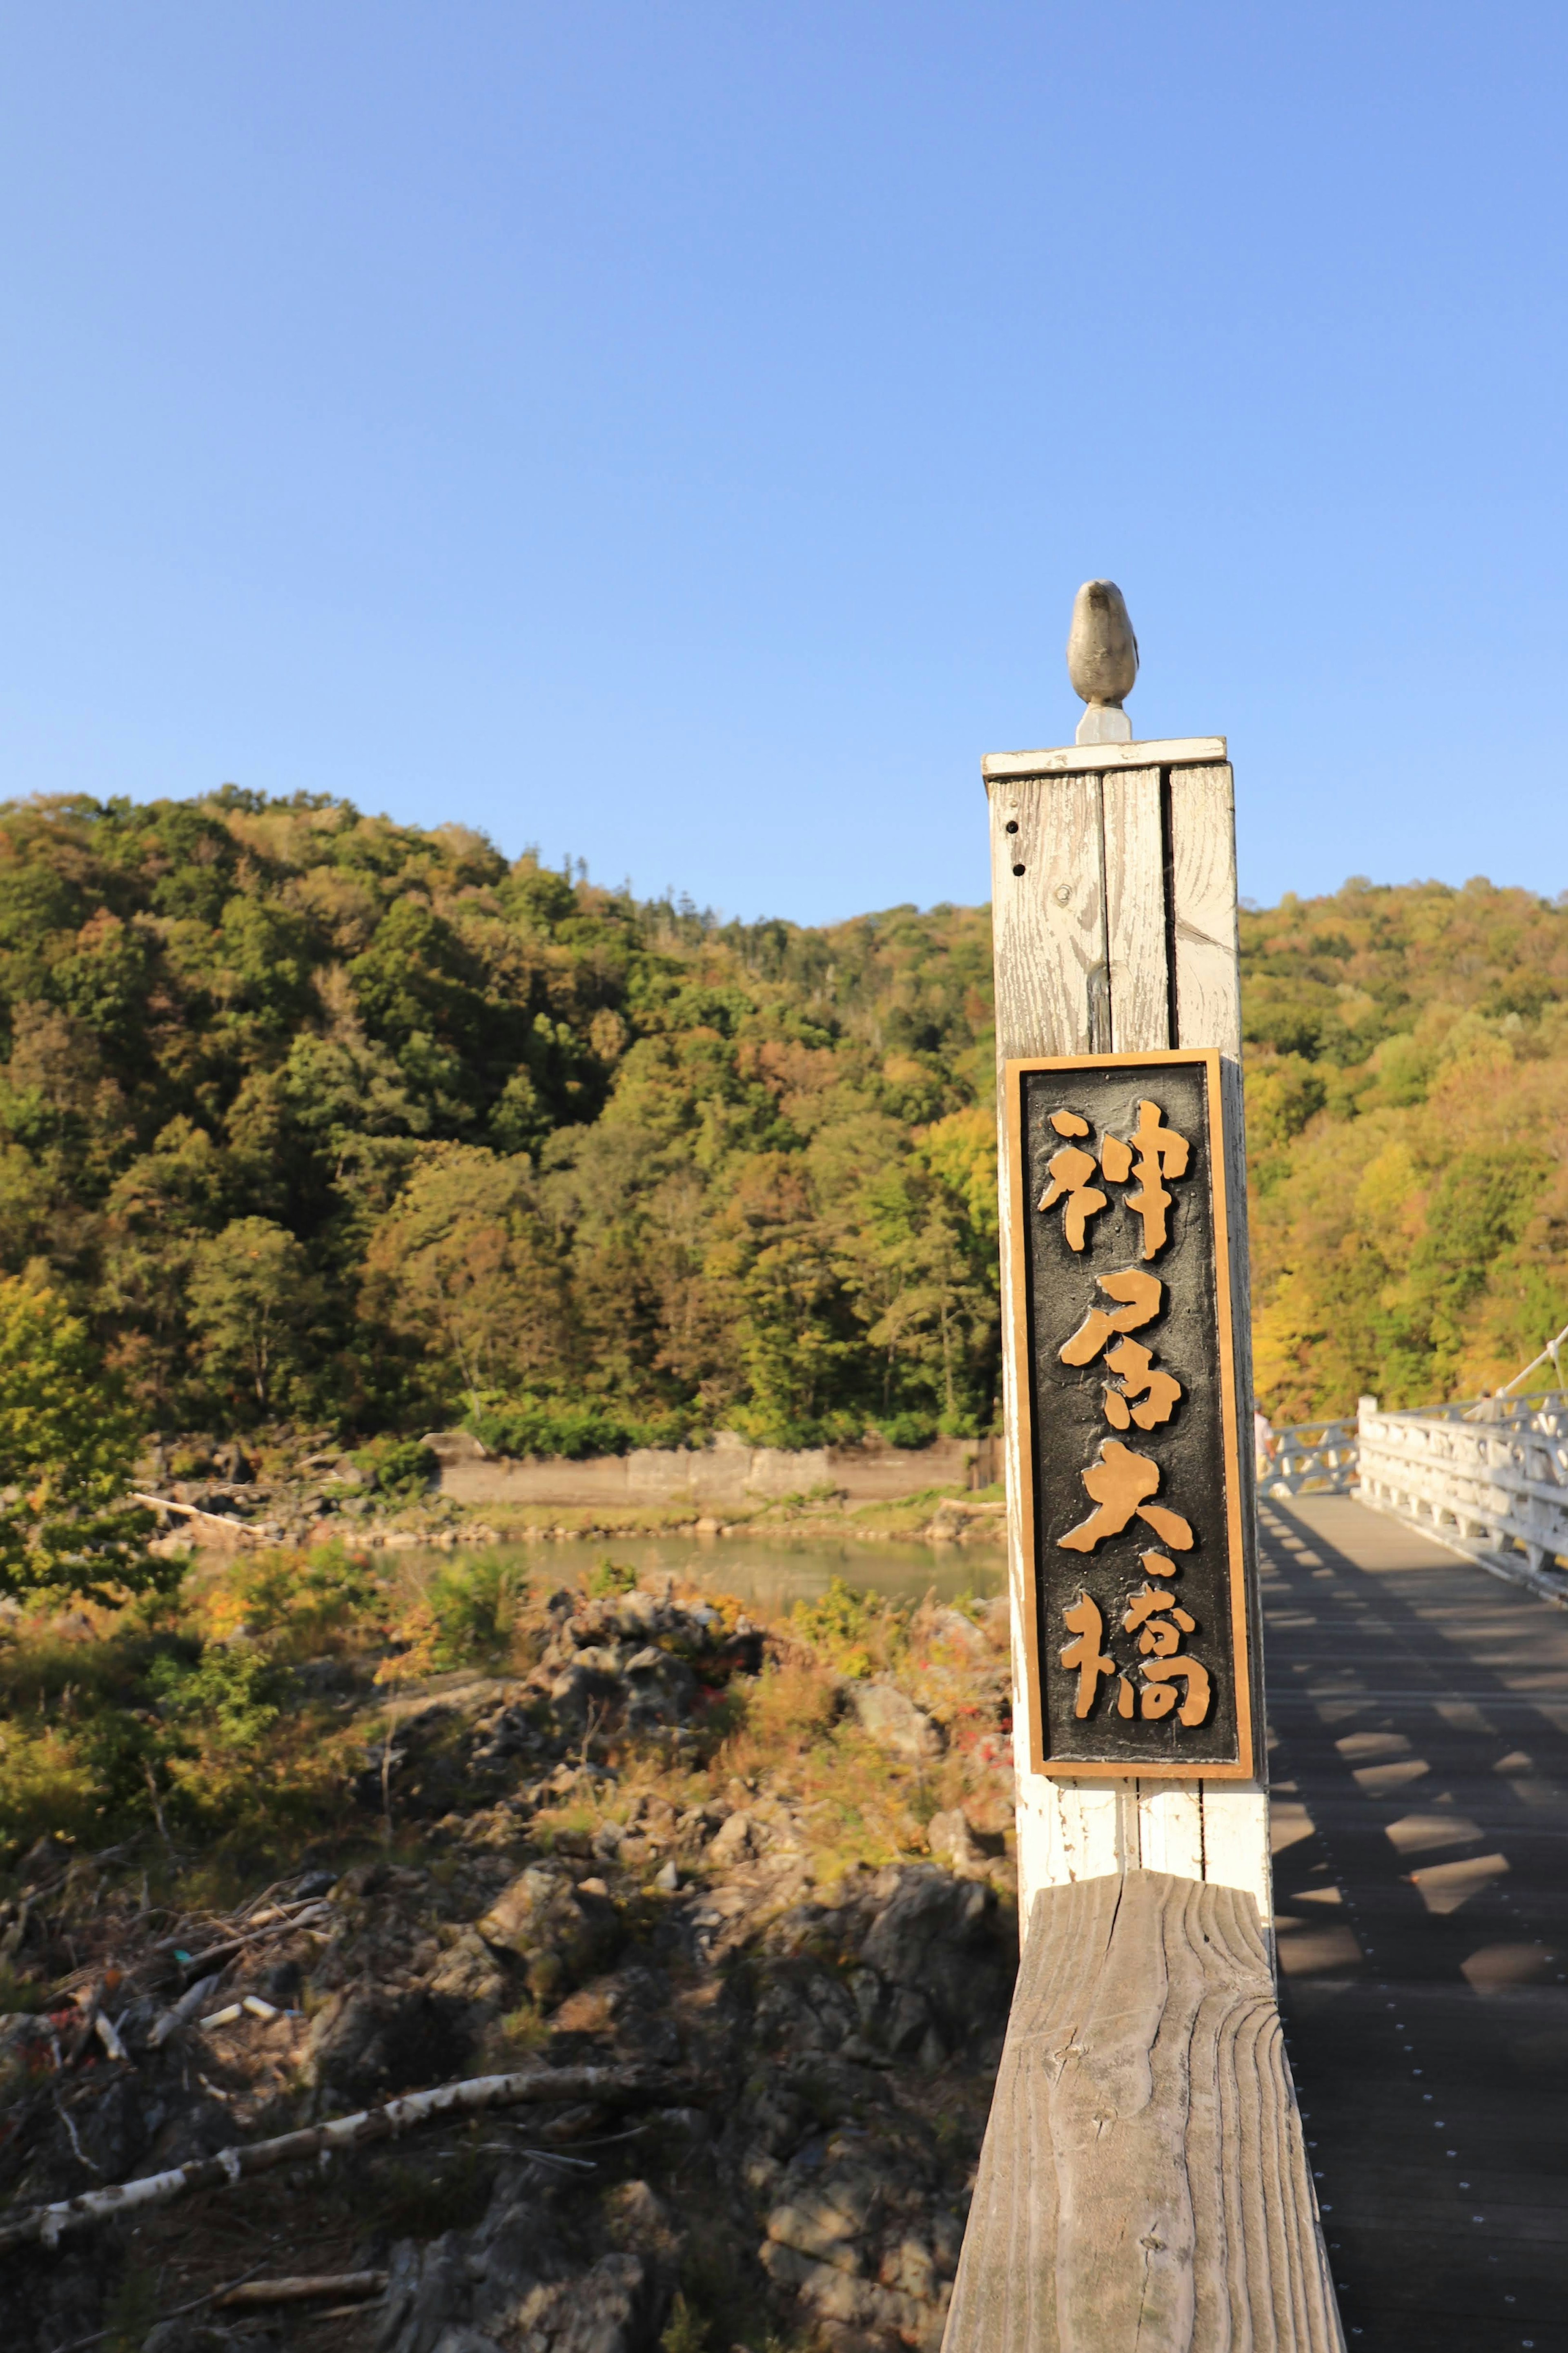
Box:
[0, 1275, 160, 1604]
[188, 1217, 320, 1413]
[361, 1143, 572, 1416]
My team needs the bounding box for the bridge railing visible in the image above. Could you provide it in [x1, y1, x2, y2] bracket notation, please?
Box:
[1355, 1389, 1568, 1602]
[1258, 1415, 1358, 1498]
[1259, 1392, 1568, 1602]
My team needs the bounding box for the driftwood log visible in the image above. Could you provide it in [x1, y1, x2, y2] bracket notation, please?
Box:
[216, 2273, 387, 2306]
[2, 2063, 706, 2252]
[944, 1872, 1341, 2352]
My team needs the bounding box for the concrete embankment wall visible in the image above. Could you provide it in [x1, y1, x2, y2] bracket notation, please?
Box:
[431, 1430, 997, 1510]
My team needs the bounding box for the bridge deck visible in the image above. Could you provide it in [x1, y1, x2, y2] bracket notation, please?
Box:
[1263, 1493, 1568, 2352]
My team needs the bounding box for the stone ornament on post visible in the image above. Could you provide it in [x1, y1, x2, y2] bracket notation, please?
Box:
[1066, 579, 1139, 745]
[940, 591, 1343, 2353]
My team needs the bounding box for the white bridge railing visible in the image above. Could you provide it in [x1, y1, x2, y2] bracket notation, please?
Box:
[1355, 1389, 1568, 1602]
[1258, 1415, 1358, 1498]
[1263, 1389, 1568, 1604]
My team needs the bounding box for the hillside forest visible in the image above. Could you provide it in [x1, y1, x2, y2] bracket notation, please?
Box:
[0, 787, 1564, 1454]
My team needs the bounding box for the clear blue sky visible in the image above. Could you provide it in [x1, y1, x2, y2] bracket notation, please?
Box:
[2, 4, 1564, 923]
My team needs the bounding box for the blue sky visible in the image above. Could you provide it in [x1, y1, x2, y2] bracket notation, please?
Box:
[1, 4, 1564, 923]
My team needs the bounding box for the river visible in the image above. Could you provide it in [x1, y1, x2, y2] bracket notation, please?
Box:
[392, 1529, 1005, 1613]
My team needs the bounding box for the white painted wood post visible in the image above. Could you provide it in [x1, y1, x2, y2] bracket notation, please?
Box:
[984, 736, 1272, 1922]
[942, 694, 1343, 2352]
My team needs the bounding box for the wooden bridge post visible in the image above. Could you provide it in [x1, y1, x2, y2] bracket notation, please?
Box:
[942, 589, 1343, 2352]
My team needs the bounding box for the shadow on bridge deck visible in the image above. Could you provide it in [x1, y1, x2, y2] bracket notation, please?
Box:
[1263, 1492, 1568, 2353]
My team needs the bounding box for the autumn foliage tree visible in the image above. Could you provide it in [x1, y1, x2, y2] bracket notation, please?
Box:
[1244, 877, 1568, 1418]
[361, 1144, 572, 1416]
[0, 1275, 161, 1603]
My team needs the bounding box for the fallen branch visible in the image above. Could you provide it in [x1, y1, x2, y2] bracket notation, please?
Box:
[92, 2014, 127, 2064]
[217, 2273, 386, 2308]
[146, 1974, 222, 2050]
[158, 1900, 333, 1980]
[3, 2064, 709, 2252]
[129, 1492, 265, 1544]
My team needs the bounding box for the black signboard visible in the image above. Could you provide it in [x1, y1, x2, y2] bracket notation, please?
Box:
[1005, 1049, 1254, 1778]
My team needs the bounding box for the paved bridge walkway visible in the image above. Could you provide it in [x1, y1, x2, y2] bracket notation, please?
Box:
[1262, 1492, 1568, 2352]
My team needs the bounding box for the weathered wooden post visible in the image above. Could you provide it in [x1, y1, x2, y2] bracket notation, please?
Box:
[943, 588, 1343, 2352]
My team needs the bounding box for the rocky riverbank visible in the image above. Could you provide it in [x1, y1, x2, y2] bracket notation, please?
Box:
[0, 1565, 1018, 2353]
[133, 1431, 1007, 1557]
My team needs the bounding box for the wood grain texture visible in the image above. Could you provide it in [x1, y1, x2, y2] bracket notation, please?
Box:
[990, 772, 1104, 1855]
[983, 736, 1227, 781]
[1167, 761, 1270, 1905]
[1169, 765, 1242, 1061]
[942, 1871, 1342, 2353]
[1014, 1775, 1129, 1891]
[989, 771, 1106, 1063]
[1102, 767, 1168, 1054]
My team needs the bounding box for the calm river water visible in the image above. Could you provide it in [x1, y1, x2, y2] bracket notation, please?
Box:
[394, 1531, 1006, 1614]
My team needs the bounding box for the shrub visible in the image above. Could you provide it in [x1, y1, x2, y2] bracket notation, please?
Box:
[221, 1542, 386, 1658]
[465, 1396, 699, 1461]
[790, 1576, 908, 1677]
[661, 2296, 710, 2353]
[348, 1436, 437, 1501]
[735, 1659, 841, 1755]
[0, 1722, 100, 1855]
[587, 1557, 637, 1598]
[871, 1411, 939, 1451]
[425, 1554, 528, 1664]
[147, 1643, 285, 1747]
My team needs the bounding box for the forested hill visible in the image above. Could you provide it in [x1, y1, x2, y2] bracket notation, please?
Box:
[0, 790, 998, 1449]
[1242, 878, 1568, 1418]
[0, 790, 1564, 1444]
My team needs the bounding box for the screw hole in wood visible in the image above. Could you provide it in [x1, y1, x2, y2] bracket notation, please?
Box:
[1012, 863, 1026, 877]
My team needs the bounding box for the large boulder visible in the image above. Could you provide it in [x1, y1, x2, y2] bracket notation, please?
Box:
[847, 1680, 944, 1760]
[477, 1863, 617, 2002]
[925, 1807, 988, 1876]
[378, 2180, 663, 2353]
[308, 1987, 473, 2103]
[623, 1645, 697, 1731]
[860, 1865, 1014, 2055]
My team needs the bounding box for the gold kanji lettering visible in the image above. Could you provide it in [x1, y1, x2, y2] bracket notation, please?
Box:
[1058, 1440, 1196, 1554]
[1139, 1501, 1196, 1549]
[1140, 1657, 1212, 1726]
[1059, 1268, 1162, 1365]
[1101, 1337, 1183, 1430]
[1123, 1586, 1198, 1657]
[1060, 1592, 1114, 1719]
[1038, 1143, 1107, 1251]
[1121, 1098, 1189, 1260]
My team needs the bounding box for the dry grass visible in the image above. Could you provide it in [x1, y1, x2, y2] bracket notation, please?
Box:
[0, 1538, 1013, 1922]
